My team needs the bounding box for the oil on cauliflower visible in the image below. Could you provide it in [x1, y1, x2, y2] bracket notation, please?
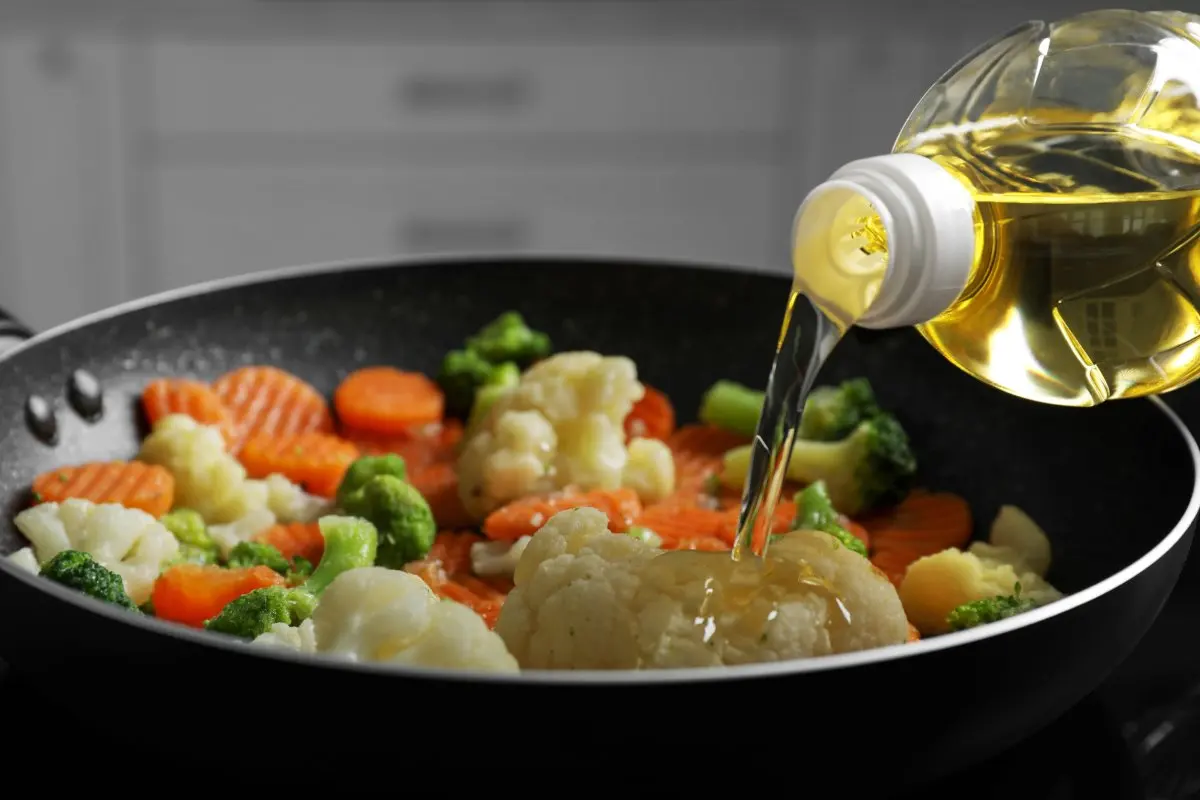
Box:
[899, 505, 1063, 636]
[494, 507, 909, 670]
[13, 498, 179, 604]
[456, 351, 675, 520]
[252, 566, 518, 673]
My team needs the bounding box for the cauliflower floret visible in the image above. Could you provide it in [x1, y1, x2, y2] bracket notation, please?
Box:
[208, 506, 277, 559]
[7, 546, 40, 575]
[138, 414, 266, 524]
[457, 351, 675, 518]
[253, 618, 318, 653]
[260, 473, 333, 523]
[495, 507, 909, 670]
[312, 566, 519, 673]
[899, 505, 1062, 636]
[14, 499, 179, 604]
[622, 437, 675, 504]
[470, 535, 532, 578]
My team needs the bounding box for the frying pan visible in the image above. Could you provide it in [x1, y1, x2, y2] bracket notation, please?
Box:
[0, 255, 1194, 788]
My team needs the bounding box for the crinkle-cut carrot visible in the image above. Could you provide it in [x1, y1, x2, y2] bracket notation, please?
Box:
[625, 386, 676, 442]
[482, 487, 643, 541]
[668, 424, 750, 494]
[907, 623, 921, 643]
[32, 461, 175, 518]
[256, 521, 325, 566]
[142, 378, 236, 446]
[239, 432, 360, 498]
[342, 420, 463, 468]
[151, 564, 284, 628]
[425, 530, 481, 577]
[334, 367, 445, 435]
[635, 499, 796, 549]
[406, 560, 507, 629]
[410, 462, 474, 530]
[863, 490, 973, 586]
[213, 366, 333, 452]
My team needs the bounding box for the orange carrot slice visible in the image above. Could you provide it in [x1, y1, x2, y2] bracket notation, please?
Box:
[334, 367, 445, 435]
[482, 487, 643, 541]
[907, 623, 921, 642]
[863, 490, 973, 586]
[634, 499, 796, 548]
[32, 461, 175, 518]
[625, 385, 676, 441]
[668, 424, 750, 494]
[410, 462, 473, 529]
[142, 378, 236, 446]
[425, 530, 481, 577]
[151, 564, 285, 628]
[213, 366, 333, 452]
[255, 521, 325, 566]
[239, 432, 360, 498]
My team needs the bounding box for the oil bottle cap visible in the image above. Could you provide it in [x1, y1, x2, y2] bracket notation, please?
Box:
[795, 153, 977, 329]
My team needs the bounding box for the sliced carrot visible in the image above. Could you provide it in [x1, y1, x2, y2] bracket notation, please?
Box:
[863, 490, 973, 586]
[151, 564, 285, 628]
[32, 461, 175, 518]
[334, 367, 445, 435]
[141, 378, 236, 446]
[213, 366, 333, 453]
[634, 498, 796, 548]
[482, 487, 643, 541]
[425, 530, 481, 577]
[907, 623, 921, 643]
[625, 385, 676, 441]
[668, 424, 750, 494]
[409, 461, 473, 530]
[342, 419, 463, 468]
[255, 521, 325, 566]
[406, 559, 507, 629]
[239, 432, 360, 498]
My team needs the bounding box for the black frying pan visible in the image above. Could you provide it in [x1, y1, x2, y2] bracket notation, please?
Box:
[0, 256, 1195, 788]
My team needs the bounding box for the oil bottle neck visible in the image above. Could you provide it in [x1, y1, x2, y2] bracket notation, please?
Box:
[793, 153, 978, 329]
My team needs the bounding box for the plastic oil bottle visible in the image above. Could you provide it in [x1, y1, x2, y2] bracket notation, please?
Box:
[794, 8, 1200, 408]
[734, 9, 1200, 553]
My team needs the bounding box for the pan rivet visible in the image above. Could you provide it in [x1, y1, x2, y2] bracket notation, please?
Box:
[24, 395, 58, 445]
[66, 369, 103, 420]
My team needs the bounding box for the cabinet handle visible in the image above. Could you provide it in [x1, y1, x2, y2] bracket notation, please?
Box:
[397, 72, 530, 112]
[398, 217, 530, 251]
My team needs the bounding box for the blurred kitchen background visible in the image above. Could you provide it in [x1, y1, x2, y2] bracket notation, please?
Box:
[0, 0, 1171, 332]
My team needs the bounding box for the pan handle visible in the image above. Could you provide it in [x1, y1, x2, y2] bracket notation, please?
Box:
[0, 306, 34, 356]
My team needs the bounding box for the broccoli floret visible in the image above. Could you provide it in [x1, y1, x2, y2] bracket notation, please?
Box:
[947, 585, 1039, 631]
[722, 412, 916, 517]
[161, 508, 221, 566]
[797, 378, 881, 442]
[140, 598, 156, 616]
[340, 475, 435, 568]
[466, 361, 520, 430]
[205, 515, 378, 639]
[788, 481, 867, 557]
[286, 555, 314, 585]
[40, 550, 138, 611]
[336, 454, 408, 509]
[465, 311, 551, 367]
[226, 541, 291, 574]
[437, 349, 520, 419]
[697, 380, 764, 438]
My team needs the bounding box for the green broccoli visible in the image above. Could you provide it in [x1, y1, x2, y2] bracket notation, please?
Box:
[337, 453, 408, 508]
[161, 508, 220, 566]
[204, 515, 378, 639]
[286, 555, 314, 585]
[465, 311, 552, 367]
[467, 361, 520, 430]
[797, 377, 881, 442]
[625, 525, 663, 547]
[40, 550, 138, 611]
[722, 412, 917, 517]
[788, 481, 867, 557]
[946, 584, 1039, 631]
[139, 598, 156, 616]
[697, 380, 764, 438]
[437, 349, 520, 419]
[340, 475, 436, 568]
[226, 541, 291, 575]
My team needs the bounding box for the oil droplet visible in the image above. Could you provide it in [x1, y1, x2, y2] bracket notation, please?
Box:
[25, 395, 58, 444]
[67, 369, 104, 420]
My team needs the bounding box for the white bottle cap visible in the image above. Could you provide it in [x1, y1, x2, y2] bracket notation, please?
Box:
[793, 153, 977, 329]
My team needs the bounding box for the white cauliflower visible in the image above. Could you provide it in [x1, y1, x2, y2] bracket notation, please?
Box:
[899, 504, 1063, 636]
[456, 351, 675, 518]
[7, 547, 40, 575]
[208, 506, 277, 559]
[470, 536, 533, 578]
[622, 438, 675, 504]
[311, 566, 519, 673]
[138, 414, 266, 524]
[495, 507, 909, 670]
[14, 499, 179, 604]
[253, 618, 318, 654]
[260, 473, 333, 523]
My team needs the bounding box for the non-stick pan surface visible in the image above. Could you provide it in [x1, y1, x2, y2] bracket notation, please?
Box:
[0, 256, 1194, 786]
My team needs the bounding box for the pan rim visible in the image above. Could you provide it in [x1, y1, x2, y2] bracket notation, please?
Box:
[0, 254, 1196, 685]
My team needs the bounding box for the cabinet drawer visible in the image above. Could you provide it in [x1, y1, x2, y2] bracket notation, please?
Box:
[153, 164, 779, 288]
[148, 40, 784, 136]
